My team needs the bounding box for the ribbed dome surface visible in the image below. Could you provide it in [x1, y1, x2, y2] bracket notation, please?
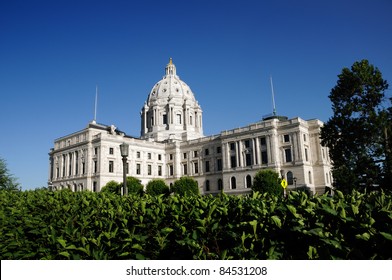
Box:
[146, 58, 196, 104]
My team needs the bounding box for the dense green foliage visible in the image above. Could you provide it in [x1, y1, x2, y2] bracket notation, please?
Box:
[146, 179, 169, 196]
[101, 180, 122, 194]
[0, 157, 19, 191]
[1, 189, 391, 260]
[320, 59, 391, 192]
[252, 169, 282, 196]
[101, 177, 144, 195]
[126, 177, 144, 195]
[172, 176, 199, 196]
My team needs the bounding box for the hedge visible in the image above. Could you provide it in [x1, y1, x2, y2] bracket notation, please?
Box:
[0, 189, 391, 259]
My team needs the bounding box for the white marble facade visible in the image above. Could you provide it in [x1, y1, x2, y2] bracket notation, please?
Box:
[49, 59, 332, 195]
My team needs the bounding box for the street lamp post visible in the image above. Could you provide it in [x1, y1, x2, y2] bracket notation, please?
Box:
[120, 142, 129, 196]
[294, 177, 297, 190]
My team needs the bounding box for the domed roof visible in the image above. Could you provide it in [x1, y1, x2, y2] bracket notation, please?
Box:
[146, 58, 197, 105]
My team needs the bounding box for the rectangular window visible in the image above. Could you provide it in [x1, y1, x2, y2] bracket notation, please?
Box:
[177, 114, 182, 124]
[260, 137, 266, 146]
[136, 163, 141, 175]
[68, 153, 72, 176]
[169, 165, 174, 176]
[194, 162, 199, 174]
[158, 166, 162, 176]
[194, 151, 198, 157]
[217, 159, 222, 171]
[205, 161, 210, 172]
[246, 154, 252, 166]
[148, 153, 151, 160]
[217, 146, 222, 154]
[109, 161, 114, 173]
[205, 149, 209, 156]
[82, 162, 85, 174]
[75, 151, 79, 175]
[94, 160, 98, 173]
[183, 164, 188, 175]
[230, 156, 236, 168]
[158, 154, 162, 161]
[205, 180, 210, 192]
[169, 154, 173, 160]
[163, 114, 167, 124]
[148, 164, 152, 175]
[285, 148, 292, 162]
[183, 152, 187, 159]
[62, 155, 66, 177]
[137, 151, 141, 158]
[245, 140, 250, 148]
[94, 147, 98, 155]
[230, 142, 235, 151]
[305, 148, 309, 161]
[261, 151, 268, 164]
[284, 134, 290, 143]
[109, 147, 114, 155]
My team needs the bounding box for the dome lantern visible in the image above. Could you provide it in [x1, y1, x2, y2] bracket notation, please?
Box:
[165, 58, 177, 76]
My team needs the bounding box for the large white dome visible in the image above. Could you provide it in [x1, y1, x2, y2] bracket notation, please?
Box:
[140, 59, 203, 141]
[147, 58, 197, 105]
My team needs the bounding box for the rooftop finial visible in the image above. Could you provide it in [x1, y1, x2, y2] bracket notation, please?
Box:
[165, 58, 176, 76]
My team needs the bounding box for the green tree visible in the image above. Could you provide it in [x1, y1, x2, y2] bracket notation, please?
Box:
[146, 179, 170, 196]
[172, 176, 199, 196]
[383, 100, 392, 188]
[0, 157, 19, 191]
[320, 59, 389, 192]
[126, 176, 144, 195]
[252, 169, 282, 196]
[101, 180, 121, 194]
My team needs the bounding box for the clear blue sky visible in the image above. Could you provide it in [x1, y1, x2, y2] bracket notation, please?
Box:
[1, 0, 391, 190]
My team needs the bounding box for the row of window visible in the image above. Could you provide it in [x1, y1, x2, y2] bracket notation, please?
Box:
[147, 111, 202, 127]
[204, 175, 253, 192]
[106, 147, 163, 161]
[107, 161, 163, 176]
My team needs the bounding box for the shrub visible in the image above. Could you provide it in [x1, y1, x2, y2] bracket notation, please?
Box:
[101, 180, 121, 194]
[146, 179, 169, 196]
[1, 189, 391, 260]
[172, 176, 199, 196]
[252, 169, 283, 196]
[126, 176, 144, 195]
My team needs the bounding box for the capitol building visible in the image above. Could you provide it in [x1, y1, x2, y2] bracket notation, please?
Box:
[48, 59, 332, 195]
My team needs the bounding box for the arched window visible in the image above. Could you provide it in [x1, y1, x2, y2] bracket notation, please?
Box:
[231, 176, 237, 189]
[246, 175, 252, 188]
[218, 179, 223, 190]
[205, 180, 210, 192]
[287, 171, 294, 185]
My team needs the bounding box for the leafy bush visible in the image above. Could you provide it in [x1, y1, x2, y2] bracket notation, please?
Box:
[101, 180, 121, 194]
[0, 189, 391, 260]
[172, 176, 199, 196]
[126, 176, 144, 195]
[252, 169, 283, 196]
[146, 179, 169, 196]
